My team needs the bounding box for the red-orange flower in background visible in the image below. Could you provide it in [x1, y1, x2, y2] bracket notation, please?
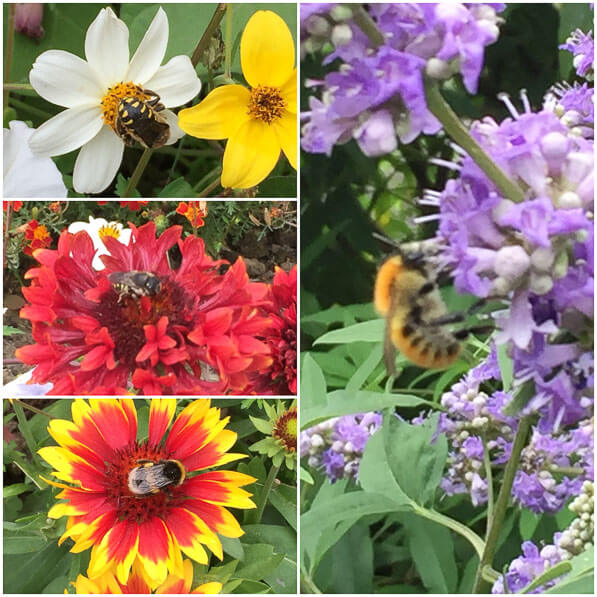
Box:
[23, 219, 52, 255]
[3, 200, 23, 212]
[15, 221, 272, 395]
[97, 200, 149, 211]
[258, 265, 297, 395]
[176, 201, 208, 229]
[72, 559, 222, 593]
[39, 399, 255, 589]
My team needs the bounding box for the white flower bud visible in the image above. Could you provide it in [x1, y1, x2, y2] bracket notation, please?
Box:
[530, 246, 555, 271]
[557, 190, 582, 209]
[331, 23, 352, 46]
[494, 245, 531, 283]
[426, 58, 452, 81]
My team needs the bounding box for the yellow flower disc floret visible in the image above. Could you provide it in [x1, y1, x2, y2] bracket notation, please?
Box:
[247, 85, 286, 125]
[98, 223, 122, 242]
[101, 82, 150, 129]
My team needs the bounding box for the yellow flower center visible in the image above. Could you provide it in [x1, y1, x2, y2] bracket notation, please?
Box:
[99, 223, 122, 244]
[33, 224, 50, 241]
[101, 82, 150, 129]
[247, 85, 286, 124]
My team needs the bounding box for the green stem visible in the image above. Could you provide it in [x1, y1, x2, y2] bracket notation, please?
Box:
[122, 148, 152, 198]
[413, 503, 486, 559]
[472, 415, 532, 593]
[224, 4, 232, 79]
[191, 3, 227, 68]
[350, 4, 384, 47]
[12, 398, 55, 419]
[12, 400, 41, 464]
[166, 135, 185, 185]
[8, 97, 53, 120]
[4, 82, 34, 92]
[424, 81, 526, 204]
[482, 437, 494, 526]
[248, 463, 280, 524]
[301, 570, 322, 594]
[4, 4, 16, 107]
[197, 174, 222, 197]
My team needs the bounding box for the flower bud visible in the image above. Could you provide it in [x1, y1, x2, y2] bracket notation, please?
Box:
[15, 3, 44, 39]
[494, 246, 530, 283]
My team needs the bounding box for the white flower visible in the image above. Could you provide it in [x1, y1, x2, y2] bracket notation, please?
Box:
[3, 120, 67, 198]
[68, 216, 132, 270]
[28, 7, 201, 195]
[4, 368, 53, 396]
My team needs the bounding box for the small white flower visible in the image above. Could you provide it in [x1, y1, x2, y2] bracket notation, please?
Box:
[68, 216, 132, 270]
[3, 120, 67, 198]
[28, 7, 201, 195]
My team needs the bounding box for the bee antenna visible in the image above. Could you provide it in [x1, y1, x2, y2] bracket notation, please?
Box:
[372, 232, 401, 249]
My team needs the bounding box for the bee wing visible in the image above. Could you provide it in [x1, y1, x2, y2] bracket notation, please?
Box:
[129, 476, 153, 494]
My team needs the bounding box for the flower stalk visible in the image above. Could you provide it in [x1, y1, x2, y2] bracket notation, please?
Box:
[4, 3, 16, 106]
[248, 462, 280, 525]
[122, 148, 153, 198]
[191, 3, 228, 68]
[472, 414, 533, 593]
[424, 81, 526, 204]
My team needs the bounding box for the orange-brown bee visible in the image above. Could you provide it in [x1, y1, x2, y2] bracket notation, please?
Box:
[374, 252, 469, 375]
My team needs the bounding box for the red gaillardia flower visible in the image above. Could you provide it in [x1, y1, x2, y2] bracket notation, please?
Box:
[39, 399, 255, 589]
[257, 265, 297, 394]
[15, 222, 273, 395]
[72, 559, 222, 594]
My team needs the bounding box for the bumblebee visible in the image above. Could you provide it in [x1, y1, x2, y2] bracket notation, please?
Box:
[108, 271, 162, 302]
[127, 459, 186, 496]
[374, 250, 488, 374]
[115, 89, 170, 149]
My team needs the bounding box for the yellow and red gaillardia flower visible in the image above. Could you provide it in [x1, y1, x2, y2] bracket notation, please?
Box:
[15, 221, 273, 395]
[178, 11, 297, 189]
[176, 201, 208, 229]
[39, 399, 255, 589]
[72, 558, 222, 594]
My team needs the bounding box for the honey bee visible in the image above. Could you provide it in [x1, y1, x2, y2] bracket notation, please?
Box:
[115, 89, 170, 149]
[108, 271, 162, 302]
[127, 459, 186, 496]
[374, 250, 488, 374]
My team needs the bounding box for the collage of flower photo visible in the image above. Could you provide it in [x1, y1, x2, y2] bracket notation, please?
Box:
[3, 2, 595, 596]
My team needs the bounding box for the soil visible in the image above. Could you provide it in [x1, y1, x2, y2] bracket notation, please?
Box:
[3, 211, 297, 386]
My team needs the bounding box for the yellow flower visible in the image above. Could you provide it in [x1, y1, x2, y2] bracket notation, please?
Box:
[178, 10, 297, 189]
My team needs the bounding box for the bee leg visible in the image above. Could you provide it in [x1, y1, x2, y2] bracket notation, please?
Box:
[424, 298, 489, 327]
[452, 325, 494, 340]
[143, 89, 165, 112]
[136, 459, 154, 465]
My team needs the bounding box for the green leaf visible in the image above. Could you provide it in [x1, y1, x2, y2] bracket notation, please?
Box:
[301, 353, 327, 413]
[3, 483, 32, 498]
[301, 389, 428, 430]
[158, 176, 195, 198]
[234, 543, 284, 581]
[42, 576, 69, 594]
[220, 535, 244, 560]
[3, 540, 71, 593]
[403, 513, 457, 593]
[3, 534, 47, 554]
[314, 319, 385, 345]
[3, 325, 24, 336]
[269, 484, 297, 531]
[300, 467, 314, 484]
[249, 416, 273, 435]
[519, 509, 540, 540]
[498, 342, 514, 392]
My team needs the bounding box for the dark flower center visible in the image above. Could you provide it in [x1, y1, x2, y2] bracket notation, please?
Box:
[247, 85, 286, 124]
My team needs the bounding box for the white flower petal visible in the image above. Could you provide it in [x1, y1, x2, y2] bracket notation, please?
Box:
[4, 121, 67, 198]
[3, 369, 53, 396]
[29, 50, 104, 107]
[126, 7, 169, 84]
[143, 55, 201, 107]
[161, 109, 185, 145]
[28, 105, 103, 157]
[85, 7, 129, 88]
[73, 125, 124, 194]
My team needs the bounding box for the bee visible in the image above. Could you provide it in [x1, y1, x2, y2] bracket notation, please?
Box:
[374, 250, 488, 374]
[127, 459, 186, 496]
[108, 271, 162, 302]
[115, 89, 170, 149]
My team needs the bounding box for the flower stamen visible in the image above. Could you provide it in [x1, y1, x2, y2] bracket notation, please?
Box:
[247, 85, 286, 124]
[101, 82, 150, 129]
[98, 223, 122, 243]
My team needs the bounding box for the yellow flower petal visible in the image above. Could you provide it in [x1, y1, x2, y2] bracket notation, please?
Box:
[222, 119, 280, 189]
[280, 68, 297, 114]
[241, 11, 295, 89]
[177, 85, 251, 140]
[274, 112, 297, 170]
